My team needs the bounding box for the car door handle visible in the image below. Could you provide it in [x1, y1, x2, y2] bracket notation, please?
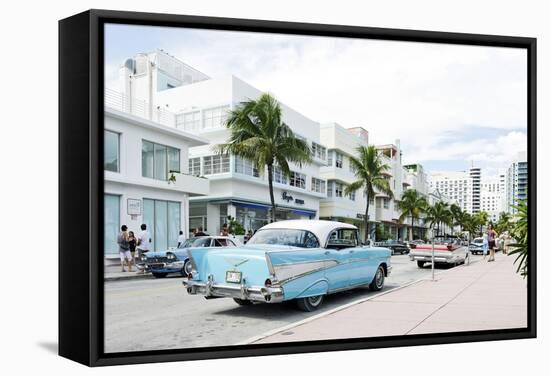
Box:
[324, 251, 330, 255]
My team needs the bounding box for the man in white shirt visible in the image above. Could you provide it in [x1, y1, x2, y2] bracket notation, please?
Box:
[177, 231, 186, 247]
[136, 224, 151, 273]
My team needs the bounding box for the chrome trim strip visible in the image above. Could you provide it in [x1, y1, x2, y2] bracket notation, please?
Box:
[183, 280, 284, 303]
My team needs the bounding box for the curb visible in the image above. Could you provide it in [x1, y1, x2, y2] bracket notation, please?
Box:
[238, 257, 481, 345]
[104, 273, 154, 282]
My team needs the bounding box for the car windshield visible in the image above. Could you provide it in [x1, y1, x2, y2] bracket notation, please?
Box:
[178, 237, 211, 248]
[472, 238, 483, 244]
[247, 229, 320, 248]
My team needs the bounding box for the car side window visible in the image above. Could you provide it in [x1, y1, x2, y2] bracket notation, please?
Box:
[326, 229, 358, 249]
[303, 231, 320, 248]
[213, 239, 225, 247]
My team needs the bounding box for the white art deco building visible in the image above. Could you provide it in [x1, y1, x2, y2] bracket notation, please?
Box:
[112, 49, 431, 241]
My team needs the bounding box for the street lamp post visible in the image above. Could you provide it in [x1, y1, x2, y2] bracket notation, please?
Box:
[431, 235, 435, 281]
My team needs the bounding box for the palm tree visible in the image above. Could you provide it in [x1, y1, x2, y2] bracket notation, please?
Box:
[396, 189, 427, 241]
[217, 93, 312, 222]
[495, 211, 512, 233]
[509, 199, 528, 277]
[344, 145, 393, 242]
[424, 201, 452, 238]
[473, 211, 489, 236]
[449, 203, 463, 236]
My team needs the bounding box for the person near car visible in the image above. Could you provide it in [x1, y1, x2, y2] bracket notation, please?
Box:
[482, 233, 489, 259]
[177, 230, 186, 247]
[128, 231, 137, 261]
[487, 224, 498, 262]
[136, 224, 151, 274]
[117, 225, 133, 272]
[503, 231, 513, 255]
[195, 226, 208, 237]
[220, 223, 229, 237]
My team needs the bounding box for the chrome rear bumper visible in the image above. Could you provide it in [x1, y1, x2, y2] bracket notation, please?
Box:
[182, 277, 284, 303]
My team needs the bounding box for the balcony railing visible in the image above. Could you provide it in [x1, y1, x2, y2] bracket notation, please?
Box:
[105, 88, 177, 127]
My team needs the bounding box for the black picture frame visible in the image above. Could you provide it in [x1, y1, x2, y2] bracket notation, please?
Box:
[59, 9, 537, 367]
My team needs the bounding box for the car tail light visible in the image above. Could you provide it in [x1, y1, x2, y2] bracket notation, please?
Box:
[188, 272, 193, 280]
[410, 244, 416, 249]
[264, 278, 272, 287]
[447, 245, 454, 251]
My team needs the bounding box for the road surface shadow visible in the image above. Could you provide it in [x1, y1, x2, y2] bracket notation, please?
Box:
[209, 285, 400, 319]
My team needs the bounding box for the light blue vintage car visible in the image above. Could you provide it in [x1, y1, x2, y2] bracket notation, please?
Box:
[183, 220, 392, 311]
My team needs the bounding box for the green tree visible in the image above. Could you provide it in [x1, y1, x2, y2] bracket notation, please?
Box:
[345, 145, 394, 242]
[396, 189, 427, 241]
[495, 211, 512, 233]
[473, 211, 489, 236]
[509, 199, 528, 277]
[449, 203, 463, 236]
[217, 93, 312, 222]
[424, 201, 452, 238]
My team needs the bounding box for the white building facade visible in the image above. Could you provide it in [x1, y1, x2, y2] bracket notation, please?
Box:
[119, 50, 328, 236]
[103, 105, 210, 257]
[480, 174, 506, 222]
[318, 123, 372, 237]
[506, 153, 528, 214]
[429, 170, 473, 214]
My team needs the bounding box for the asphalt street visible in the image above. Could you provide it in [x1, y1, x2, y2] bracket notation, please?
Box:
[104, 254, 481, 353]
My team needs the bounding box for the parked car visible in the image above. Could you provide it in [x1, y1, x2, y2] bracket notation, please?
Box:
[183, 220, 392, 311]
[407, 239, 425, 246]
[375, 239, 410, 255]
[142, 236, 239, 278]
[468, 237, 485, 255]
[409, 236, 468, 268]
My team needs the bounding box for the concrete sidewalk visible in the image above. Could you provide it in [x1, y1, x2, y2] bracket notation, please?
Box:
[104, 265, 153, 282]
[253, 253, 527, 344]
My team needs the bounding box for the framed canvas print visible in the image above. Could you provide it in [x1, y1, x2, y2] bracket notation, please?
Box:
[59, 9, 536, 366]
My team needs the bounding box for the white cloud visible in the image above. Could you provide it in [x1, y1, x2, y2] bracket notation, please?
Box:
[105, 28, 528, 172]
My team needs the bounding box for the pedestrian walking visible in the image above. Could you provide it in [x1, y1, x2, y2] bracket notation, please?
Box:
[177, 230, 186, 247]
[117, 225, 133, 272]
[487, 224, 498, 262]
[482, 233, 489, 259]
[128, 231, 137, 260]
[136, 224, 151, 273]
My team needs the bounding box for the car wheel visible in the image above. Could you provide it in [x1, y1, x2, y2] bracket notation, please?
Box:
[417, 261, 425, 268]
[233, 298, 253, 306]
[369, 265, 385, 291]
[296, 295, 324, 312]
[152, 272, 167, 278]
[183, 259, 193, 277]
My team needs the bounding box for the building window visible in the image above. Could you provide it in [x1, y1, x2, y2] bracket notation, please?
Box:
[327, 181, 333, 197]
[104, 130, 119, 172]
[349, 189, 356, 201]
[311, 142, 326, 161]
[177, 110, 200, 131]
[335, 152, 344, 168]
[143, 199, 181, 252]
[383, 198, 390, 209]
[235, 156, 259, 177]
[142, 140, 180, 181]
[328, 150, 333, 166]
[203, 106, 229, 129]
[104, 194, 120, 255]
[203, 155, 230, 175]
[290, 171, 306, 189]
[189, 157, 201, 176]
[273, 166, 287, 184]
[311, 177, 326, 194]
[335, 182, 343, 197]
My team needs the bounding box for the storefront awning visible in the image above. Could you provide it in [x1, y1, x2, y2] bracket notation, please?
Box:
[292, 209, 317, 216]
[231, 200, 271, 210]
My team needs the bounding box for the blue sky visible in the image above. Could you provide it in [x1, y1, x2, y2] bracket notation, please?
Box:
[105, 23, 528, 176]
